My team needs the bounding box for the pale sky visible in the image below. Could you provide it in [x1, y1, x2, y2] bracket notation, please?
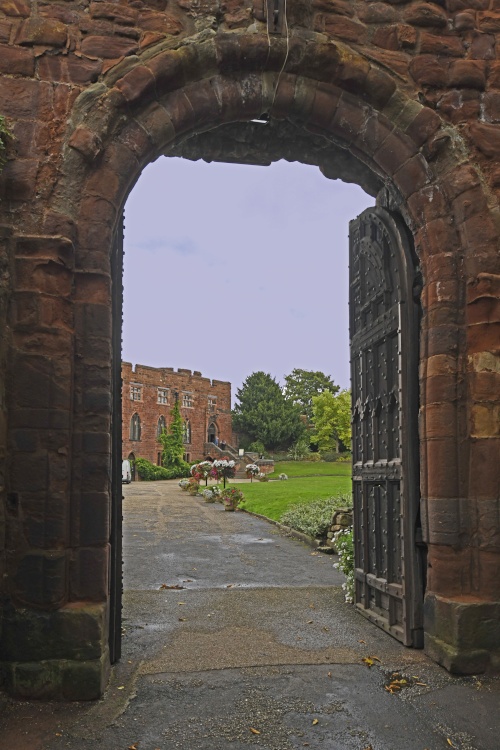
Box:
[123, 157, 372, 403]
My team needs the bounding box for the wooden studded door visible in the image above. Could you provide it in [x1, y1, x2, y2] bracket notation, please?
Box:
[349, 207, 424, 647]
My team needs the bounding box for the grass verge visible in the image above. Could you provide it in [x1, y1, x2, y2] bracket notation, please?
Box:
[269, 461, 351, 478]
[238, 474, 352, 521]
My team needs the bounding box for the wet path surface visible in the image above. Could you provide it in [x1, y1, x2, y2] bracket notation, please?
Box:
[1, 481, 499, 750]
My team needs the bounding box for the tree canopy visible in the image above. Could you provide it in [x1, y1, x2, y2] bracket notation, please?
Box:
[160, 398, 188, 471]
[311, 389, 352, 452]
[283, 368, 339, 420]
[233, 371, 304, 450]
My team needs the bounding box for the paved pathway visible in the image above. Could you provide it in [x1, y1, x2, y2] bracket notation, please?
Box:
[1, 481, 499, 750]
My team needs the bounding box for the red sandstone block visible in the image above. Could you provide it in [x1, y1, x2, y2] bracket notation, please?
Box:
[39, 296, 72, 331]
[307, 84, 340, 130]
[469, 371, 500, 402]
[416, 217, 460, 258]
[424, 373, 458, 404]
[74, 273, 110, 305]
[438, 90, 480, 125]
[81, 35, 137, 59]
[38, 53, 103, 85]
[85, 169, 122, 210]
[393, 153, 429, 196]
[442, 164, 480, 200]
[426, 252, 457, 283]
[0, 0, 30, 17]
[469, 439, 500, 499]
[116, 65, 156, 105]
[420, 31, 464, 57]
[323, 15, 367, 43]
[365, 67, 396, 107]
[118, 119, 152, 160]
[183, 79, 224, 128]
[372, 26, 399, 51]
[364, 48, 411, 79]
[460, 213, 498, 248]
[358, 3, 396, 24]
[269, 74, 297, 120]
[482, 92, 500, 123]
[0, 43, 34, 76]
[0, 19, 12, 42]
[0, 159, 38, 201]
[425, 439, 459, 499]
[90, 1, 138, 25]
[404, 2, 447, 27]
[454, 11, 476, 31]
[410, 55, 449, 87]
[427, 324, 460, 358]
[16, 17, 67, 46]
[452, 187, 489, 225]
[421, 402, 458, 439]
[139, 101, 175, 149]
[329, 94, 370, 146]
[138, 8, 183, 35]
[448, 60, 486, 90]
[373, 128, 419, 176]
[470, 33, 496, 60]
[70, 546, 109, 602]
[467, 322, 500, 354]
[427, 280, 459, 311]
[478, 11, 500, 33]
[407, 185, 448, 222]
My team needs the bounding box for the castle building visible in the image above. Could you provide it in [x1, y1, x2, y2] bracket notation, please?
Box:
[122, 362, 234, 469]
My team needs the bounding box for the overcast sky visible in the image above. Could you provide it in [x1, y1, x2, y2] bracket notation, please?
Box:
[123, 157, 372, 404]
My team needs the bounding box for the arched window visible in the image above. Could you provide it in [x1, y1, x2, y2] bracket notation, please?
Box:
[183, 420, 191, 444]
[130, 413, 141, 441]
[207, 422, 217, 443]
[157, 415, 166, 439]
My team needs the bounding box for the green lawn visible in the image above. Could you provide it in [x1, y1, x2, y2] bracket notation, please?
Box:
[269, 461, 351, 478]
[237, 473, 352, 521]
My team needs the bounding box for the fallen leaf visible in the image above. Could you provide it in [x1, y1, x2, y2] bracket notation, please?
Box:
[358, 639, 366, 644]
[178, 617, 187, 622]
[159, 584, 184, 590]
[322, 627, 329, 633]
[362, 657, 375, 668]
[129, 745, 139, 750]
[55, 733, 62, 737]
[178, 602, 186, 605]
[226, 584, 233, 588]
[312, 719, 319, 725]
[447, 741, 455, 748]
[309, 603, 315, 609]
[183, 579, 193, 582]
[307, 620, 314, 624]
[249, 727, 260, 735]
[415, 682, 428, 687]
[327, 671, 332, 678]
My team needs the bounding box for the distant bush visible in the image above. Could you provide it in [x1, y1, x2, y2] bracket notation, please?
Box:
[304, 451, 321, 462]
[280, 493, 353, 539]
[135, 457, 190, 481]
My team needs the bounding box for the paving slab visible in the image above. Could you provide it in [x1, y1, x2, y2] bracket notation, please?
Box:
[0, 480, 499, 750]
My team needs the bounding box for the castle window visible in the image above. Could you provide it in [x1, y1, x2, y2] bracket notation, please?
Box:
[130, 384, 142, 401]
[182, 393, 193, 408]
[130, 413, 141, 441]
[183, 420, 192, 444]
[208, 396, 217, 411]
[157, 415, 166, 439]
[157, 388, 168, 404]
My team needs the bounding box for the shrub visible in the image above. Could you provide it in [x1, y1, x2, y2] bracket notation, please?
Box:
[280, 493, 353, 539]
[304, 451, 321, 462]
[257, 473, 269, 482]
[336, 453, 352, 463]
[287, 437, 310, 461]
[248, 440, 266, 456]
[333, 527, 354, 603]
[202, 489, 216, 503]
[279, 473, 288, 481]
[220, 486, 245, 509]
[187, 479, 200, 495]
[320, 451, 340, 462]
[179, 479, 190, 490]
[135, 457, 190, 481]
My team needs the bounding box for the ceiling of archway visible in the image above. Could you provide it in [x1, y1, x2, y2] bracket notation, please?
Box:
[165, 118, 383, 197]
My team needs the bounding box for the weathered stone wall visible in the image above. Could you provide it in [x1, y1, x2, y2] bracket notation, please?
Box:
[0, 0, 498, 697]
[121, 361, 233, 464]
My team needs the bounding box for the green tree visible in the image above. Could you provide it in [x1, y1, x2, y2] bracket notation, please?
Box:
[233, 371, 304, 450]
[283, 368, 339, 420]
[312, 389, 352, 452]
[160, 399, 188, 471]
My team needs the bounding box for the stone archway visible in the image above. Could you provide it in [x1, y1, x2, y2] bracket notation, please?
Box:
[0, 12, 499, 698]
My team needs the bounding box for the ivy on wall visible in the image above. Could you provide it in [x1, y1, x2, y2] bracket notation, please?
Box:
[0, 116, 11, 172]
